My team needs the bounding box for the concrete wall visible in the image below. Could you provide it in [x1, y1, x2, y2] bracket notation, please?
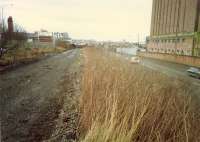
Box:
[148, 37, 193, 56]
[138, 52, 200, 67]
[148, 0, 199, 56]
[150, 0, 198, 36]
[150, 0, 156, 36]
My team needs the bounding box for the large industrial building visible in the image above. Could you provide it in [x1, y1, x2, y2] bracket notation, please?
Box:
[147, 0, 200, 57]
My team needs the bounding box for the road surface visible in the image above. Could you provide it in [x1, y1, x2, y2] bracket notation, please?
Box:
[118, 52, 200, 96]
[140, 57, 200, 96]
[0, 49, 81, 142]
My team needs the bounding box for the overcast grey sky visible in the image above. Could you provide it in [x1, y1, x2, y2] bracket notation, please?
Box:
[1, 0, 153, 41]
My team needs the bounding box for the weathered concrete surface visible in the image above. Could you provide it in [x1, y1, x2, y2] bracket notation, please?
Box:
[139, 52, 200, 67]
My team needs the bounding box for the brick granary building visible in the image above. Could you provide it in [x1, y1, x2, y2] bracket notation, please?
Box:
[147, 0, 200, 57]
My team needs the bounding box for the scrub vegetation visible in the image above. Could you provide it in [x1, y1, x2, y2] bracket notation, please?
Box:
[79, 48, 200, 142]
[0, 47, 66, 66]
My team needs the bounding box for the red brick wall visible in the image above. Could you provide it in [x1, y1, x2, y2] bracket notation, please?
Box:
[8, 16, 14, 33]
[39, 36, 53, 43]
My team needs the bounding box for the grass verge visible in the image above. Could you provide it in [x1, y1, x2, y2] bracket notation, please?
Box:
[79, 48, 200, 142]
[0, 47, 66, 66]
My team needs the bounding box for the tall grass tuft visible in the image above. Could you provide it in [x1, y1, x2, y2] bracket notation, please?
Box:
[79, 48, 200, 142]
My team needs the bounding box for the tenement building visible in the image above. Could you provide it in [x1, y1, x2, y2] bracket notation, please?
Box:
[147, 0, 200, 56]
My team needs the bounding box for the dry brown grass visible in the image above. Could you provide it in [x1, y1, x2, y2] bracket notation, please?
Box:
[0, 47, 66, 65]
[79, 48, 200, 142]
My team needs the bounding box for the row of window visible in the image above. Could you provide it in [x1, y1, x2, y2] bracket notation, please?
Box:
[151, 38, 185, 43]
[149, 48, 191, 55]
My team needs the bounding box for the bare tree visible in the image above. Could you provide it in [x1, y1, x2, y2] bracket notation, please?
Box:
[0, 20, 27, 58]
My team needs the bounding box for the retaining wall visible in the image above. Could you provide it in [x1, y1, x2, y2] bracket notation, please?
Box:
[138, 52, 200, 67]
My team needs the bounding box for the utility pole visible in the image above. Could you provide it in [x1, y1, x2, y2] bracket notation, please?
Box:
[193, 0, 200, 56]
[137, 33, 140, 47]
[175, 0, 181, 55]
[52, 32, 56, 48]
[0, 7, 5, 32]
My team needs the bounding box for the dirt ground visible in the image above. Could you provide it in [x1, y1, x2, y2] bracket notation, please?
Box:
[0, 49, 82, 142]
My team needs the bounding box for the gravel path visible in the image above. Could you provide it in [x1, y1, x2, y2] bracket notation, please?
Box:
[0, 49, 81, 142]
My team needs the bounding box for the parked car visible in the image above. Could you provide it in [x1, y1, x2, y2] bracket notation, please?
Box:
[187, 67, 200, 79]
[130, 56, 140, 64]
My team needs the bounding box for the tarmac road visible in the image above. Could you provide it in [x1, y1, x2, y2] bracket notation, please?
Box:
[117, 52, 200, 96]
[140, 58, 200, 96]
[0, 49, 81, 142]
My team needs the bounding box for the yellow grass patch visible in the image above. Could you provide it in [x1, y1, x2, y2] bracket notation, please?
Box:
[79, 48, 200, 142]
[0, 47, 66, 65]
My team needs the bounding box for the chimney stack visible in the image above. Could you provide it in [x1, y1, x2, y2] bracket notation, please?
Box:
[8, 16, 14, 33]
